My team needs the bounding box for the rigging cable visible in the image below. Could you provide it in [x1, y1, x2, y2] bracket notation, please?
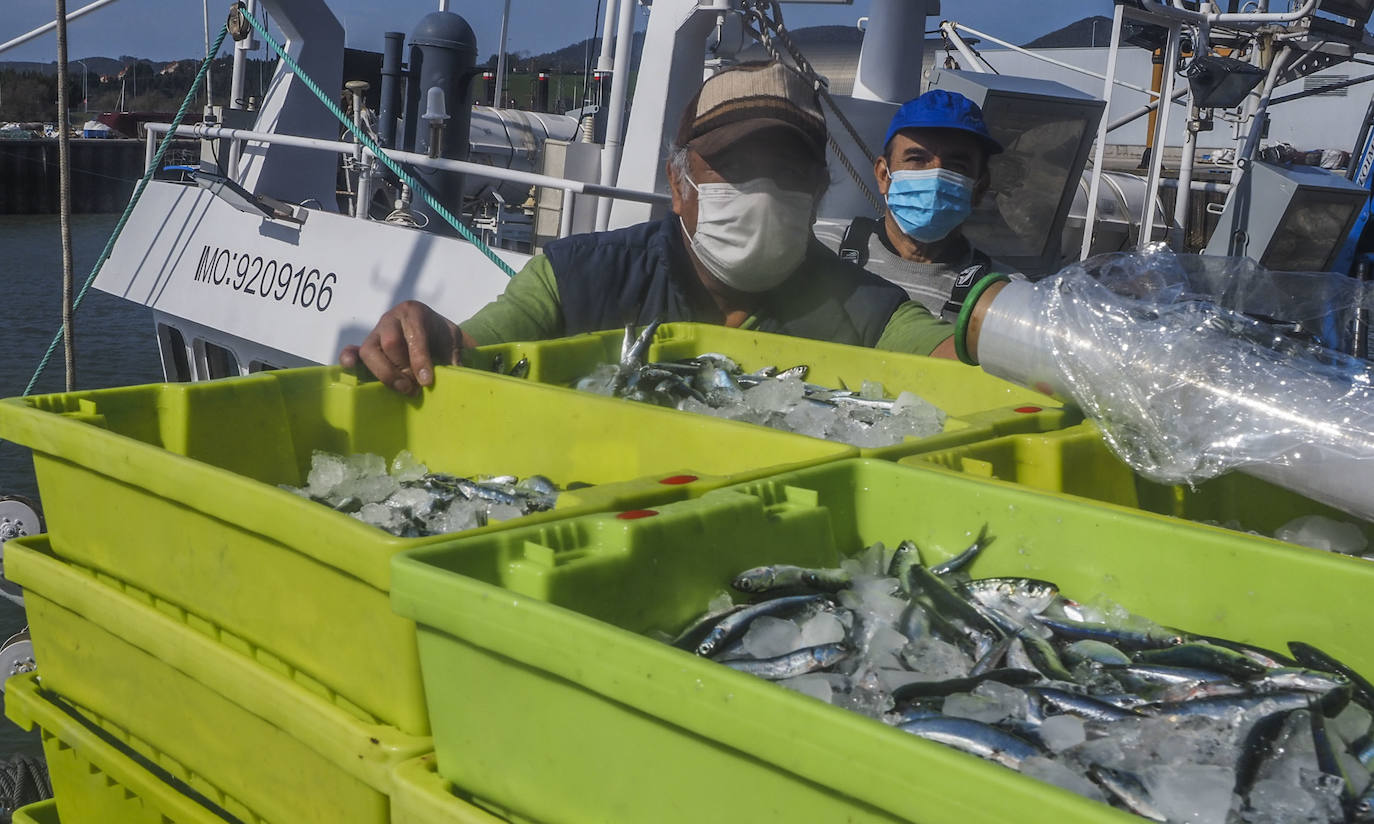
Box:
[740, 0, 883, 213]
[20, 23, 230, 397]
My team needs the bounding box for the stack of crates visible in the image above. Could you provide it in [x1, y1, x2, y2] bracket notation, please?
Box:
[0, 355, 878, 822]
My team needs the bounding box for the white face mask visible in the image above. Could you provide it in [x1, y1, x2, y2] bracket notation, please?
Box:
[680, 175, 815, 293]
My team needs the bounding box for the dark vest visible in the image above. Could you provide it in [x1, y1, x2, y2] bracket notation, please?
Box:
[543, 215, 909, 348]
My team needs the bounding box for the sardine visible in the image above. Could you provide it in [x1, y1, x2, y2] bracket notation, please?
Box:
[959, 577, 1059, 616]
[1026, 686, 1145, 723]
[731, 564, 852, 595]
[907, 565, 1002, 641]
[1062, 640, 1133, 668]
[1089, 765, 1169, 822]
[1289, 642, 1374, 712]
[671, 604, 749, 651]
[694, 594, 827, 658]
[1017, 630, 1075, 682]
[1310, 708, 1360, 807]
[929, 525, 993, 576]
[887, 540, 921, 596]
[1106, 663, 1240, 693]
[1035, 615, 1186, 650]
[897, 716, 1041, 770]
[969, 634, 1016, 677]
[722, 642, 852, 680]
[1133, 641, 1268, 679]
[891, 668, 1040, 701]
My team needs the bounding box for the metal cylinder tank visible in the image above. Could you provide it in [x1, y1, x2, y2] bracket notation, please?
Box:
[1061, 170, 1170, 260]
[464, 106, 580, 202]
[403, 11, 478, 236]
[378, 31, 405, 149]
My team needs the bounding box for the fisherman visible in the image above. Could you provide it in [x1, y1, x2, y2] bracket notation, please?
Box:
[341, 62, 1009, 394]
[832, 90, 1004, 320]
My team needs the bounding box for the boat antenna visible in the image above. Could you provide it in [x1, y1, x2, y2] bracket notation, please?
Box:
[581, 0, 604, 108]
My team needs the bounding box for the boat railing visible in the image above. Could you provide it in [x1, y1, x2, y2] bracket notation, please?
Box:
[144, 122, 672, 240]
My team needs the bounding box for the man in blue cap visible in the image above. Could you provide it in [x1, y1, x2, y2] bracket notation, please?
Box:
[834, 90, 1005, 320]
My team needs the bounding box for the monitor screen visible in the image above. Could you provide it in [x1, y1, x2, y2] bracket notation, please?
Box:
[960, 94, 1092, 267]
[1258, 190, 1362, 273]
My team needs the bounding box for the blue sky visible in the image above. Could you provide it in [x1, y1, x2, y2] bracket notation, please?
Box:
[5, 1, 1108, 63]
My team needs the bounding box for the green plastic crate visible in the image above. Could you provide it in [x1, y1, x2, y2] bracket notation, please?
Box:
[6, 673, 222, 824]
[391, 458, 1374, 824]
[12, 799, 58, 824]
[391, 755, 514, 824]
[905, 420, 1374, 543]
[6, 534, 433, 824]
[0, 365, 851, 735]
[466, 322, 1077, 459]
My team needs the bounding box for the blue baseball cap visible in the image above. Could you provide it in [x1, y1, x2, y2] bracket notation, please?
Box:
[883, 90, 1003, 156]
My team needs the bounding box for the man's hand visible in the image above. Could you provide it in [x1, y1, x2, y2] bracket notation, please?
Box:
[339, 300, 466, 395]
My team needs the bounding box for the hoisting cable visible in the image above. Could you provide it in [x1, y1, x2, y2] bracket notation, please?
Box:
[233, 3, 520, 278]
[740, 0, 883, 213]
[20, 22, 230, 398]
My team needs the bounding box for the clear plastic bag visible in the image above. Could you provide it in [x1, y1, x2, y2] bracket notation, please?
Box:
[979, 247, 1374, 519]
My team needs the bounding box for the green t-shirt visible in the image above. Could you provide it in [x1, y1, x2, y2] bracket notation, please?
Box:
[460, 254, 954, 356]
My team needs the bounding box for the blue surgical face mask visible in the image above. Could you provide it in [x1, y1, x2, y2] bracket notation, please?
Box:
[885, 168, 975, 243]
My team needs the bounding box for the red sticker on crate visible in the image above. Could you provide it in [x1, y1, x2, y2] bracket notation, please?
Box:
[617, 509, 659, 520]
[658, 475, 698, 485]
[1014, 406, 1043, 414]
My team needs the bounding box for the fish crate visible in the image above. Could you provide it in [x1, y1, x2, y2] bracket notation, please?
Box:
[905, 420, 1374, 545]
[12, 799, 58, 824]
[0, 365, 851, 736]
[466, 322, 1078, 459]
[391, 458, 1374, 824]
[5, 673, 224, 824]
[390, 754, 517, 824]
[5, 534, 434, 824]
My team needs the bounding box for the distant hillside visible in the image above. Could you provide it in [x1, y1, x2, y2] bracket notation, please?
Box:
[0, 57, 141, 78]
[1024, 16, 1116, 49]
[484, 32, 645, 74]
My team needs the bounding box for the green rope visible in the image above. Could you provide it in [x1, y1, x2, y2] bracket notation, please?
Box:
[237, 7, 520, 279]
[21, 24, 231, 397]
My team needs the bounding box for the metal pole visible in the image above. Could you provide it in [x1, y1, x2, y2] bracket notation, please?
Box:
[597, 0, 619, 72]
[1231, 47, 1293, 186]
[0, 0, 121, 56]
[1106, 87, 1190, 133]
[1171, 105, 1200, 249]
[202, 0, 213, 106]
[55, 0, 77, 391]
[953, 22, 1164, 98]
[559, 188, 575, 238]
[230, 0, 255, 108]
[1140, 22, 1182, 246]
[1081, 3, 1125, 261]
[149, 123, 675, 204]
[493, 0, 513, 108]
[594, 0, 637, 230]
[1354, 258, 1370, 359]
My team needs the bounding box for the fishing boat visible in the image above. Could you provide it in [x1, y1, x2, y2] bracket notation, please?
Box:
[3, 0, 1374, 821]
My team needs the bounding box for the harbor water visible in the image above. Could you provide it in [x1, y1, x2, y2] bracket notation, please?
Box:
[0, 213, 165, 757]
